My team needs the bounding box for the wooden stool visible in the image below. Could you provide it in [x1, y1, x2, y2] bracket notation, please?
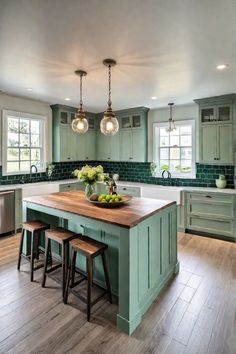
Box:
[17, 220, 50, 281]
[42, 228, 77, 297]
[64, 236, 112, 321]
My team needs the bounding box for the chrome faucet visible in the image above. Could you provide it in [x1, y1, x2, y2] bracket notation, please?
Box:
[30, 164, 38, 181]
[162, 170, 171, 179]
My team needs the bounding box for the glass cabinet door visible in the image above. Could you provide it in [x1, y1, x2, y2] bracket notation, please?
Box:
[60, 111, 68, 124]
[217, 105, 231, 122]
[121, 116, 131, 129]
[132, 115, 141, 128]
[200, 107, 215, 123]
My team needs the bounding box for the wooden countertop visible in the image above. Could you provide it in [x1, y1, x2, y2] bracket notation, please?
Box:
[23, 191, 175, 228]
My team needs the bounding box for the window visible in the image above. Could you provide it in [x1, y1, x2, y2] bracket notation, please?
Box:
[2, 110, 46, 175]
[153, 120, 196, 178]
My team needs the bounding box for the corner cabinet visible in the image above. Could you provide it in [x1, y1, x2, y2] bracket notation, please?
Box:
[194, 94, 235, 165]
[51, 105, 96, 162]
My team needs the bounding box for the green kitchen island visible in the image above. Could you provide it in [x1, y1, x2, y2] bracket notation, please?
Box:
[23, 190, 179, 335]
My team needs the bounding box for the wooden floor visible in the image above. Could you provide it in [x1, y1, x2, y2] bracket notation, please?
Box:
[0, 233, 236, 354]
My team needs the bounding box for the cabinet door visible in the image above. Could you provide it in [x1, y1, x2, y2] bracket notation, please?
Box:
[132, 130, 145, 162]
[200, 106, 216, 123]
[76, 134, 86, 160]
[120, 130, 132, 161]
[217, 105, 232, 122]
[60, 125, 69, 161]
[110, 132, 120, 161]
[97, 132, 111, 160]
[85, 130, 96, 160]
[217, 124, 233, 163]
[200, 125, 217, 163]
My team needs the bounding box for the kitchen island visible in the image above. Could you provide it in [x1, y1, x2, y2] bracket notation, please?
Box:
[23, 190, 179, 335]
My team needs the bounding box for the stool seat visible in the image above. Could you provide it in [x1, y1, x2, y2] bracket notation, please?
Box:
[22, 220, 49, 233]
[70, 236, 107, 257]
[45, 228, 76, 244]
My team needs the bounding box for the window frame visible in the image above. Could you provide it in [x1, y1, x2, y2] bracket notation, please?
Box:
[153, 119, 196, 179]
[2, 110, 46, 176]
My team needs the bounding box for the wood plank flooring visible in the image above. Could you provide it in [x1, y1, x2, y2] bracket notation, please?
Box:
[0, 232, 235, 354]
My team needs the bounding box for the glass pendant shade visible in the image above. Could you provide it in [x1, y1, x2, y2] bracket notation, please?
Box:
[101, 58, 119, 136]
[165, 102, 176, 132]
[100, 108, 119, 136]
[71, 70, 88, 134]
[71, 111, 89, 134]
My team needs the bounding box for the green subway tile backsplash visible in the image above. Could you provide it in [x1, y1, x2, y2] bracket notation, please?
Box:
[0, 162, 234, 188]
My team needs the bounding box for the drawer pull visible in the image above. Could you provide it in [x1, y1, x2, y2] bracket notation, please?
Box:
[122, 187, 127, 190]
[205, 195, 212, 198]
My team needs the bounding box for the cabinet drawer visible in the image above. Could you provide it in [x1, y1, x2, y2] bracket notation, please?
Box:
[117, 185, 141, 197]
[187, 216, 234, 237]
[186, 192, 233, 204]
[59, 183, 84, 192]
[188, 201, 233, 218]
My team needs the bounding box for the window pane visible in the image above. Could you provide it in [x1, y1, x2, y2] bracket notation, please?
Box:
[181, 160, 192, 172]
[170, 135, 179, 147]
[7, 162, 19, 173]
[181, 147, 192, 159]
[20, 161, 30, 172]
[160, 136, 169, 147]
[31, 148, 40, 161]
[31, 120, 40, 134]
[31, 134, 40, 147]
[20, 149, 30, 160]
[160, 148, 169, 159]
[8, 132, 19, 147]
[31, 160, 41, 168]
[160, 128, 169, 137]
[7, 148, 19, 161]
[180, 126, 191, 134]
[170, 127, 179, 135]
[8, 117, 19, 133]
[160, 160, 169, 170]
[19, 119, 30, 133]
[20, 134, 30, 147]
[170, 160, 180, 171]
[180, 135, 192, 146]
[170, 147, 180, 159]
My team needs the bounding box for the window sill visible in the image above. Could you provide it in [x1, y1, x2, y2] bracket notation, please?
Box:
[153, 173, 196, 180]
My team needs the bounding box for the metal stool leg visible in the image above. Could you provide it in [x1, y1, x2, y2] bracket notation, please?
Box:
[42, 237, 50, 287]
[30, 232, 35, 282]
[64, 248, 73, 305]
[86, 257, 93, 321]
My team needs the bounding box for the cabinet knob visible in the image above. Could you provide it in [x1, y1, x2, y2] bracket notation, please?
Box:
[67, 157, 71, 160]
[107, 157, 111, 160]
[129, 157, 133, 160]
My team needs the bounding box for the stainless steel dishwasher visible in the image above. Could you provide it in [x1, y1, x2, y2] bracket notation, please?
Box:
[0, 190, 15, 235]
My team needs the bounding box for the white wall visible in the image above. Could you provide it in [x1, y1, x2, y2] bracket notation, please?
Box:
[0, 93, 52, 166]
[148, 103, 199, 162]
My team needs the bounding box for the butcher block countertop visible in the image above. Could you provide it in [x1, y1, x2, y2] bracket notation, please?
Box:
[23, 190, 175, 228]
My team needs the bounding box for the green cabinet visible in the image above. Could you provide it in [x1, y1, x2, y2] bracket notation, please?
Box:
[51, 104, 96, 162]
[97, 131, 120, 161]
[118, 107, 148, 162]
[194, 94, 235, 165]
[185, 191, 236, 241]
[15, 188, 22, 232]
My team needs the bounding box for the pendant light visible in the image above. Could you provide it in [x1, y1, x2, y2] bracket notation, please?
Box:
[166, 102, 176, 132]
[71, 70, 89, 134]
[100, 59, 119, 136]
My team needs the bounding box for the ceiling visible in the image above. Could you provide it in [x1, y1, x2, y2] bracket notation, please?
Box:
[0, 0, 236, 112]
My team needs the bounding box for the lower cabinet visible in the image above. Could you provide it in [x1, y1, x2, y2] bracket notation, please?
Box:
[15, 189, 22, 232]
[59, 182, 84, 192]
[185, 191, 235, 241]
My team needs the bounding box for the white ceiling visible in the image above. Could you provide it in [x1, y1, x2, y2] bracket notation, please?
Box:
[0, 0, 236, 112]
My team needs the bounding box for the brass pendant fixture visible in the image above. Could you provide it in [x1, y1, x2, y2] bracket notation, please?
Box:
[166, 102, 176, 132]
[71, 70, 89, 134]
[100, 59, 119, 136]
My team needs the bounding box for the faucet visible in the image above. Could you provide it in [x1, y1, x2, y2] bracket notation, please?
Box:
[30, 164, 38, 182]
[162, 170, 171, 179]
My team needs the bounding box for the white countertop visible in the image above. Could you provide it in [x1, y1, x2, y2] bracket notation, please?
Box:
[0, 178, 235, 194]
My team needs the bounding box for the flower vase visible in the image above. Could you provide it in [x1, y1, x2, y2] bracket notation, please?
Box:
[85, 184, 95, 198]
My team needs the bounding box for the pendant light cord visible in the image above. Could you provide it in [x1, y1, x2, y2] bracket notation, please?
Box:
[80, 73, 83, 111]
[108, 64, 112, 108]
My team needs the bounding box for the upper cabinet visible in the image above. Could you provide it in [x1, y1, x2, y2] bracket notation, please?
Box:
[51, 105, 96, 162]
[194, 94, 235, 165]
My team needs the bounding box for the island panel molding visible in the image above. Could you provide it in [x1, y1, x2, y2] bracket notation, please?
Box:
[22, 190, 178, 335]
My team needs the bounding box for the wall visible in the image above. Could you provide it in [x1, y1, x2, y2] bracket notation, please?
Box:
[0, 93, 52, 166]
[148, 103, 199, 161]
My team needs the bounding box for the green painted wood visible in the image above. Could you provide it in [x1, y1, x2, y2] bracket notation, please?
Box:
[200, 125, 217, 163]
[218, 124, 233, 163]
[15, 188, 22, 232]
[22, 199, 178, 335]
[120, 130, 132, 161]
